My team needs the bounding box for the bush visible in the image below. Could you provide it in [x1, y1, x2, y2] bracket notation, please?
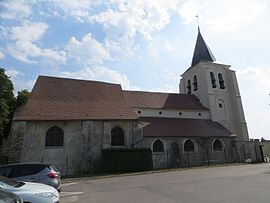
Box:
[102, 148, 152, 173]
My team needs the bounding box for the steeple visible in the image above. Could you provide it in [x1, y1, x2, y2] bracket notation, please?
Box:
[191, 27, 216, 66]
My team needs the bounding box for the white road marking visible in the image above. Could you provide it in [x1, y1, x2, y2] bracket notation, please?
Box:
[62, 182, 80, 187]
[60, 191, 84, 197]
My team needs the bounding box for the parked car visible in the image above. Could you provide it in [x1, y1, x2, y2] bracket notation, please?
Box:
[0, 163, 61, 192]
[0, 175, 59, 203]
[0, 188, 23, 203]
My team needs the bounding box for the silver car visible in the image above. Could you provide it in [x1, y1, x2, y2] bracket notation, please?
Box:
[0, 176, 59, 203]
[0, 163, 61, 192]
[0, 188, 23, 203]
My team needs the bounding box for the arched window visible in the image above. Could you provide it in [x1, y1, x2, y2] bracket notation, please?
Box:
[217, 98, 227, 120]
[153, 140, 164, 152]
[193, 75, 198, 91]
[218, 73, 225, 89]
[111, 127, 124, 146]
[187, 79, 191, 94]
[213, 139, 223, 151]
[45, 126, 64, 147]
[210, 72, 217, 88]
[184, 140, 194, 152]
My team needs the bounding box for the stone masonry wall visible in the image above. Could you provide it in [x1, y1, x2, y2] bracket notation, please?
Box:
[142, 137, 237, 169]
[11, 120, 140, 176]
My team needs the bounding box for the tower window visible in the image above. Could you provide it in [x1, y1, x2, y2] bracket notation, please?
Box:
[193, 75, 198, 91]
[219, 103, 223, 108]
[218, 73, 225, 89]
[210, 72, 217, 88]
[187, 79, 191, 94]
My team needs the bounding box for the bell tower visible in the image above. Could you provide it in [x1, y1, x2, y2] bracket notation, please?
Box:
[179, 28, 249, 141]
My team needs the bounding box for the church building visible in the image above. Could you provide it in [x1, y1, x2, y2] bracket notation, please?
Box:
[8, 29, 256, 175]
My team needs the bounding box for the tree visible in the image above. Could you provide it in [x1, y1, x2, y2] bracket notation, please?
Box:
[16, 89, 30, 108]
[0, 68, 15, 138]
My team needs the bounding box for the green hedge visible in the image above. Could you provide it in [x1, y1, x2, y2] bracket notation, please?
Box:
[102, 148, 152, 173]
[0, 156, 8, 166]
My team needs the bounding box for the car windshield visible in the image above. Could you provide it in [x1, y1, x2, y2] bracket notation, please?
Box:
[0, 175, 21, 188]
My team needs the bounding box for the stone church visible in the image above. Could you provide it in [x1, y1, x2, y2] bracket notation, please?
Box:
[8, 29, 256, 175]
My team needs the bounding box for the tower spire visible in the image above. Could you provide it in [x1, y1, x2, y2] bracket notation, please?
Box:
[191, 26, 216, 66]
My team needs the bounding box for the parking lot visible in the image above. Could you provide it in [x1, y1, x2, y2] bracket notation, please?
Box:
[60, 163, 270, 203]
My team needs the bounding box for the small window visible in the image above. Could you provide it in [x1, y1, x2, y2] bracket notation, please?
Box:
[198, 113, 201, 116]
[187, 79, 191, 94]
[193, 75, 198, 91]
[159, 111, 162, 115]
[179, 112, 182, 115]
[210, 72, 217, 88]
[111, 127, 124, 146]
[45, 126, 64, 147]
[153, 140, 164, 152]
[184, 140, 194, 152]
[213, 140, 223, 151]
[138, 110, 141, 114]
[218, 73, 225, 89]
[219, 103, 223, 108]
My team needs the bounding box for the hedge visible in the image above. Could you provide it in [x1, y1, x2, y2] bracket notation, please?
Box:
[102, 148, 152, 173]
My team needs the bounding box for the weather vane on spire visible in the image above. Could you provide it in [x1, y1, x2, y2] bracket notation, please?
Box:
[195, 15, 200, 31]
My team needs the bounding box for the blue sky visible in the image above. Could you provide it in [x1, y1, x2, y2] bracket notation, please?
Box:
[0, 0, 269, 139]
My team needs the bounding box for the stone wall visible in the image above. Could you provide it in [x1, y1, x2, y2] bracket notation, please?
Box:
[142, 137, 237, 169]
[235, 140, 262, 162]
[261, 141, 270, 160]
[10, 120, 140, 176]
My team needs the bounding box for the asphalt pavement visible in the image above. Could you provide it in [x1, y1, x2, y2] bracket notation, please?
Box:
[60, 163, 270, 203]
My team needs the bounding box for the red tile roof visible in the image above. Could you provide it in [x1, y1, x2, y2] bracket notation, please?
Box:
[14, 76, 139, 121]
[123, 90, 208, 110]
[140, 117, 233, 138]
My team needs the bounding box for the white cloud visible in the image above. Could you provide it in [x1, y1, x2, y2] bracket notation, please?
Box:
[66, 33, 111, 66]
[0, 0, 31, 20]
[6, 21, 66, 65]
[150, 84, 178, 93]
[178, 0, 198, 24]
[82, 1, 182, 60]
[61, 66, 139, 90]
[237, 66, 270, 139]
[91, 1, 181, 41]
[8, 39, 66, 65]
[9, 21, 48, 42]
[6, 69, 22, 79]
[5, 68, 35, 93]
[51, 0, 95, 21]
[179, 0, 269, 35]
[0, 51, 4, 59]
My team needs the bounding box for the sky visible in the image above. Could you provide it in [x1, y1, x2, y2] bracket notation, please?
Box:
[0, 0, 269, 140]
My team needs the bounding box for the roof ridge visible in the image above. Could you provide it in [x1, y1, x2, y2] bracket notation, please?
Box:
[123, 90, 188, 96]
[38, 75, 121, 86]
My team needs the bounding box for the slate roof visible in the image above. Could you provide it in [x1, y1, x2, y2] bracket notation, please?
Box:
[14, 76, 139, 121]
[123, 90, 208, 110]
[191, 27, 216, 66]
[140, 117, 233, 138]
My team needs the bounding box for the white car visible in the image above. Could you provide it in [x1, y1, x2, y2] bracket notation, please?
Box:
[0, 175, 59, 203]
